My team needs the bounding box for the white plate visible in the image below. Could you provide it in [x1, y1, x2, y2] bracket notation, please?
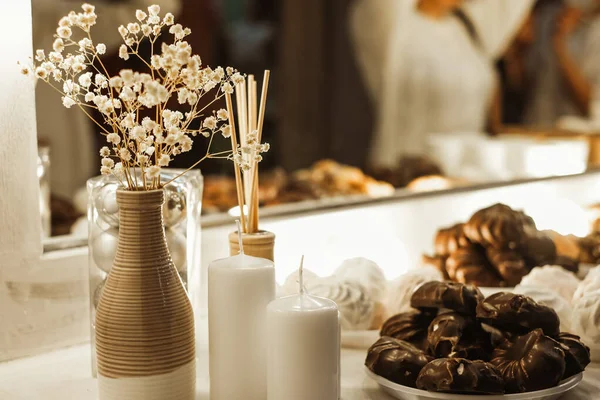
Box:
[341, 330, 379, 349]
[365, 367, 583, 400]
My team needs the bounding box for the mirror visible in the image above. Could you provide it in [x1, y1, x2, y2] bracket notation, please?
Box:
[33, 0, 600, 240]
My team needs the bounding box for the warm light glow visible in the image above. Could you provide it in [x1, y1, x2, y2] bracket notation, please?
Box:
[524, 141, 588, 178]
[524, 198, 589, 236]
[228, 205, 249, 217]
[407, 175, 453, 192]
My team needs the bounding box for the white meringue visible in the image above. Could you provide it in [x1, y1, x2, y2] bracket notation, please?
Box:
[385, 266, 443, 316]
[519, 265, 580, 301]
[573, 276, 600, 303]
[334, 257, 387, 303]
[513, 284, 573, 332]
[309, 278, 376, 331]
[584, 265, 600, 282]
[572, 289, 600, 342]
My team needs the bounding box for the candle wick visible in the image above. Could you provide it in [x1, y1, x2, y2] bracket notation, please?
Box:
[236, 219, 244, 255]
[299, 255, 305, 295]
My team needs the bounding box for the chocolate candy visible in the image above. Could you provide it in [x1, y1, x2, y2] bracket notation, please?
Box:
[416, 358, 504, 394]
[521, 233, 557, 269]
[434, 224, 470, 257]
[427, 312, 491, 360]
[365, 337, 433, 388]
[557, 333, 591, 379]
[411, 281, 483, 316]
[463, 204, 529, 250]
[578, 234, 600, 264]
[554, 255, 579, 274]
[446, 246, 503, 287]
[380, 310, 435, 351]
[491, 329, 566, 393]
[485, 248, 529, 286]
[476, 292, 560, 337]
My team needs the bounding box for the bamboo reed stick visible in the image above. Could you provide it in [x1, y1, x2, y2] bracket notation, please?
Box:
[225, 92, 247, 233]
[248, 71, 270, 233]
[238, 81, 253, 216]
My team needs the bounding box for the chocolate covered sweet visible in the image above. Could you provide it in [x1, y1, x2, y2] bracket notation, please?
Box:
[557, 333, 591, 379]
[521, 233, 557, 268]
[411, 281, 483, 315]
[578, 233, 600, 264]
[513, 284, 573, 332]
[485, 248, 529, 286]
[380, 310, 435, 351]
[446, 246, 502, 287]
[416, 358, 505, 394]
[554, 255, 579, 274]
[365, 337, 433, 388]
[476, 292, 560, 336]
[463, 204, 529, 250]
[427, 312, 491, 360]
[491, 329, 566, 393]
[434, 224, 470, 256]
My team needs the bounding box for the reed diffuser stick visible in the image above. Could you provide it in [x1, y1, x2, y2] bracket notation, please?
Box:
[225, 92, 247, 233]
[248, 70, 270, 233]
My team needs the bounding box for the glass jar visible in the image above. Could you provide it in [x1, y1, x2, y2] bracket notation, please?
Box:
[37, 146, 51, 237]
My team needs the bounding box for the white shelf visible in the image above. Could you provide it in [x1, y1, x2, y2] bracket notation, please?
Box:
[0, 343, 599, 400]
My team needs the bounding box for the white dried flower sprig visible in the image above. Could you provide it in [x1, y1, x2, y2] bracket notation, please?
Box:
[21, 3, 267, 190]
[230, 131, 270, 171]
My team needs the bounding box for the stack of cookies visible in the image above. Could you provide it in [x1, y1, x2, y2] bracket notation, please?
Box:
[424, 203, 576, 287]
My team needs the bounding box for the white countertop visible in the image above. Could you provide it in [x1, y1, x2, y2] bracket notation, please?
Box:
[1, 344, 599, 400]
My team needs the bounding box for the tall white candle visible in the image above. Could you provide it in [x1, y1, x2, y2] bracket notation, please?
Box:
[267, 257, 340, 400]
[208, 227, 275, 400]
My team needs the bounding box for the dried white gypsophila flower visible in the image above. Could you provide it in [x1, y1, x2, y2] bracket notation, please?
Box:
[136, 10, 147, 22]
[24, 4, 247, 191]
[145, 165, 160, 179]
[216, 109, 228, 120]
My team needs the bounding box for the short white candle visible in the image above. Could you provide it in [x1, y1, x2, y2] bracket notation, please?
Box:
[208, 227, 275, 400]
[267, 257, 340, 400]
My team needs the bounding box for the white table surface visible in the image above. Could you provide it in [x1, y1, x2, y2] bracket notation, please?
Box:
[0, 344, 599, 400]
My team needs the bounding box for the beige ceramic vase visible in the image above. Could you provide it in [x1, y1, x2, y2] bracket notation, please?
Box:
[228, 230, 275, 261]
[95, 189, 195, 400]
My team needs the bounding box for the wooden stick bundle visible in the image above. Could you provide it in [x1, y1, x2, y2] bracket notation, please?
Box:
[225, 70, 270, 234]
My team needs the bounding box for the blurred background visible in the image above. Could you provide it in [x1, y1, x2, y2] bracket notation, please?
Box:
[33, 0, 600, 236]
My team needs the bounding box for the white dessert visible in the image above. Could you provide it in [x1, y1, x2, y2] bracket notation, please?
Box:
[514, 284, 573, 332]
[572, 289, 600, 342]
[334, 257, 387, 303]
[583, 265, 600, 282]
[385, 266, 443, 316]
[519, 265, 580, 301]
[573, 276, 600, 303]
[309, 278, 376, 331]
[282, 268, 319, 296]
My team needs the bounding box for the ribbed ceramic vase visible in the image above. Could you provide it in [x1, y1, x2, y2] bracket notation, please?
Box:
[95, 189, 196, 400]
[228, 230, 275, 261]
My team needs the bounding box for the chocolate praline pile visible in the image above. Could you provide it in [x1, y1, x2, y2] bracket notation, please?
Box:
[423, 204, 580, 287]
[366, 281, 590, 395]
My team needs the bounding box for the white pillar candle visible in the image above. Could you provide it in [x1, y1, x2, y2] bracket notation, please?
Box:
[267, 258, 340, 400]
[208, 230, 275, 400]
